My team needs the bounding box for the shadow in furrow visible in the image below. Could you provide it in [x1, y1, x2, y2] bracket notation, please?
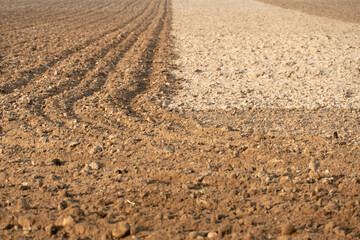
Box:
[118, 0, 169, 107]
[62, 1, 164, 120]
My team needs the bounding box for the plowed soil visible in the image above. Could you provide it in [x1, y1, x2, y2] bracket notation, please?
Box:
[0, 0, 360, 239]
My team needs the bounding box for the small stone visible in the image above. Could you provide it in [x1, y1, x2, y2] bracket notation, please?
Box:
[281, 222, 295, 235]
[256, 167, 271, 184]
[33, 174, 45, 180]
[89, 161, 100, 170]
[112, 221, 130, 238]
[218, 224, 232, 236]
[59, 189, 69, 198]
[45, 224, 57, 236]
[243, 233, 255, 240]
[100, 231, 112, 240]
[17, 198, 31, 210]
[17, 216, 33, 228]
[90, 146, 102, 155]
[62, 216, 75, 227]
[221, 125, 233, 132]
[207, 231, 218, 238]
[68, 206, 84, 217]
[39, 136, 49, 143]
[69, 234, 81, 240]
[20, 182, 30, 190]
[188, 231, 199, 239]
[309, 160, 320, 171]
[0, 210, 14, 230]
[82, 164, 91, 172]
[324, 201, 339, 213]
[309, 170, 320, 180]
[68, 141, 80, 148]
[58, 200, 68, 210]
[164, 145, 175, 153]
[231, 232, 242, 239]
[74, 222, 88, 236]
[243, 218, 254, 226]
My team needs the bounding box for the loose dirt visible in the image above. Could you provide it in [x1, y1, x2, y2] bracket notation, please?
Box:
[258, 0, 360, 24]
[169, 0, 360, 110]
[0, 0, 360, 239]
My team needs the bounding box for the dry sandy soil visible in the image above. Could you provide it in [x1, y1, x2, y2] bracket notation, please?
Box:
[170, 0, 360, 110]
[0, 0, 360, 239]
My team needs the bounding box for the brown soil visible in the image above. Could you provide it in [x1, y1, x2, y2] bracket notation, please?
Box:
[0, 0, 360, 239]
[257, 0, 360, 24]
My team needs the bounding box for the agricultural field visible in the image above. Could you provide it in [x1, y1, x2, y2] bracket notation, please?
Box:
[0, 0, 360, 239]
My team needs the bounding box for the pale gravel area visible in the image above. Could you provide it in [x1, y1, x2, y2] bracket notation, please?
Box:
[169, 0, 360, 110]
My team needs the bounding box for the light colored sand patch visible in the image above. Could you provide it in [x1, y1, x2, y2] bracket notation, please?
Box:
[169, 0, 360, 110]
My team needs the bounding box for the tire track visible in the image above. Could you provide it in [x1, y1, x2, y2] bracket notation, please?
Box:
[0, 0, 117, 30]
[0, 0, 137, 73]
[6, 0, 121, 32]
[29, 0, 160, 124]
[70, 0, 170, 132]
[0, 0, 137, 64]
[0, 0, 147, 95]
[60, 0, 164, 120]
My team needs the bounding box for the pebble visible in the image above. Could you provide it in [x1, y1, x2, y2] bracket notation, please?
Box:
[68, 141, 80, 148]
[62, 216, 76, 227]
[309, 160, 320, 171]
[243, 233, 255, 240]
[82, 164, 92, 173]
[90, 146, 102, 155]
[68, 206, 84, 217]
[20, 182, 30, 190]
[89, 161, 100, 170]
[243, 218, 254, 226]
[309, 170, 321, 180]
[221, 125, 233, 132]
[45, 224, 57, 236]
[164, 145, 175, 153]
[17, 198, 31, 210]
[39, 136, 49, 143]
[0, 211, 13, 230]
[207, 231, 218, 238]
[17, 216, 33, 228]
[59, 189, 69, 198]
[281, 222, 295, 235]
[74, 222, 88, 236]
[112, 221, 130, 238]
[58, 200, 68, 210]
[218, 224, 232, 236]
[256, 167, 271, 184]
[188, 231, 199, 239]
[324, 201, 339, 213]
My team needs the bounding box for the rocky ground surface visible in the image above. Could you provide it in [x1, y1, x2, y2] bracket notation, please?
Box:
[0, 0, 360, 239]
[169, 0, 360, 110]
